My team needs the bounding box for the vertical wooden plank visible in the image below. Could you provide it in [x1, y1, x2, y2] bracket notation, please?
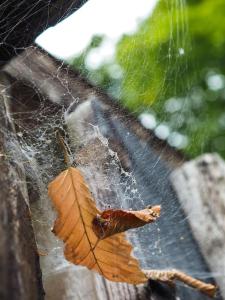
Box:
[0, 73, 44, 300]
[171, 154, 225, 299]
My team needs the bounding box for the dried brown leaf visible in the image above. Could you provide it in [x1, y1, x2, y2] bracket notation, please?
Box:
[48, 167, 147, 284]
[92, 206, 161, 239]
[48, 167, 217, 296]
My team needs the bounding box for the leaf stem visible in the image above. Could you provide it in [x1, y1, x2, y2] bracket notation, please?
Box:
[55, 130, 70, 167]
[143, 269, 217, 297]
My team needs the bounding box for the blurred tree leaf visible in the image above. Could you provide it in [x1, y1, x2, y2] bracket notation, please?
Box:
[70, 0, 225, 158]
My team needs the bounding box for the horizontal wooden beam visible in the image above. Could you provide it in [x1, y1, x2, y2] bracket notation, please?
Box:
[5, 46, 185, 167]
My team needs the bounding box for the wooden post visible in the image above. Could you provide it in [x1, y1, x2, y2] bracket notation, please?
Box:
[0, 73, 44, 299]
[171, 153, 225, 298]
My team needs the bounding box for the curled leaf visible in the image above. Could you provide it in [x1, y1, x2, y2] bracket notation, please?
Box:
[48, 167, 147, 284]
[92, 205, 161, 239]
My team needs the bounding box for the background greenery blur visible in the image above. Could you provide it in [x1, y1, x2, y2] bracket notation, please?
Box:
[69, 0, 225, 159]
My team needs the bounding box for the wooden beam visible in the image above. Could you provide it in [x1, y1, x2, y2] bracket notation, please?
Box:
[0, 0, 87, 66]
[4, 46, 185, 168]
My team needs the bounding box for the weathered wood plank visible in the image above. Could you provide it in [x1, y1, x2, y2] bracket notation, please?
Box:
[171, 153, 225, 299]
[0, 73, 44, 299]
[5, 46, 185, 168]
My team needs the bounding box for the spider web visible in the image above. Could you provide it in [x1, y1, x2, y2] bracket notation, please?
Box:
[0, 1, 221, 299]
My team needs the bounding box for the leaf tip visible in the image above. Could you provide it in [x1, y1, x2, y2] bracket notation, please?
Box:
[147, 205, 161, 220]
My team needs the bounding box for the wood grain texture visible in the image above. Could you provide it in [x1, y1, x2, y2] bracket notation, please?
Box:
[171, 153, 225, 299]
[0, 73, 44, 300]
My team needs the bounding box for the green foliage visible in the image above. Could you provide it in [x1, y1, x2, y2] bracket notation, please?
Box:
[116, 0, 225, 157]
[70, 0, 225, 158]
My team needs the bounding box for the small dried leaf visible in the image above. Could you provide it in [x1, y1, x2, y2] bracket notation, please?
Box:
[48, 167, 147, 284]
[92, 206, 161, 239]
